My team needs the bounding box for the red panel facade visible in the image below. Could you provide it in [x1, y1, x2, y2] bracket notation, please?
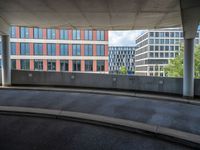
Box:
[11, 27, 108, 73]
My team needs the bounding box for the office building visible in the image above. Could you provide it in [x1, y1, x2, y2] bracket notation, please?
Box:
[135, 28, 200, 76]
[109, 46, 135, 74]
[0, 26, 109, 73]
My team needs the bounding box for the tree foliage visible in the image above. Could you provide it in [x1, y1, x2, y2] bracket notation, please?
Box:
[164, 45, 200, 78]
[119, 66, 127, 74]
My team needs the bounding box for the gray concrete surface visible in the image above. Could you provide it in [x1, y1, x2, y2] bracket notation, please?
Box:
[1, 105, 200, 148]
[10, 70, 200, 96]
[0, 115, 193, 150]
[0, 89, 200, 136]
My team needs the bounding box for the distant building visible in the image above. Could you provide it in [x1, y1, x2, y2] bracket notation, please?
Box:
[0, 26, 109, 73]
[135, 28, 200, 76]
[109, 46, 135, 74]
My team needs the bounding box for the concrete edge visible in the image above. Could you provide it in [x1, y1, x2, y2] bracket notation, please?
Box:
[1, 86, 200, 106]
[0, 105, 199, 149]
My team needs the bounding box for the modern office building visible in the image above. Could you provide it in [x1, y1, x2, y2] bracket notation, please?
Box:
[135, 28, 200, 76]
[0, 26, 109, 73]
[109, 46, 135, 74]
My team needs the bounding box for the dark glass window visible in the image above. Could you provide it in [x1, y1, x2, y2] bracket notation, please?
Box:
[11, 59, 16, 69]
[34, 28, 43, 39]
[47, 29, 56, 39]
[47, 44, 56, 56]
[84, 30, 93, 40]
[20, 27, 29, 38]
[97, 60, 105, 71]
[60, 29, 68, 40]
[96, 30, 104, 41]
[72, 44, 81, 56]
[60, 60, 68, 72]
[72, 30, 81, 40]
[85, 60, 93, 71]
[10, 26, 16, 38]
[34, 60, 43, 71]
[20, 59, 30, 70]
[34, 43, 43, 55]
[60, 44, 68, 56]
[84, 44, 93, 56]
[72, 60, 81, 71]
[47, 60, 56, 71]
[96, 45, 105, 56]
[11, 43, 16, 55]
[20, 43, 30, 55]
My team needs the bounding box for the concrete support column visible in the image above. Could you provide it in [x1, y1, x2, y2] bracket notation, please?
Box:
[183, 38, 194, 98]
[1, 35, 11, 86]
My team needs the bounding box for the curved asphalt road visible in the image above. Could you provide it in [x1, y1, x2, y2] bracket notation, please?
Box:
[0, 115, 194, 150]
[0, 89, 199, 136]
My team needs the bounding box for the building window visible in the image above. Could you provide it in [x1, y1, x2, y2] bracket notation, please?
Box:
[84, 30, 93, 40]
[72, 60, 81, 71]
[150, 46, 154, 51]
[20, 59, 30, 70]
[11, 43, 16, 55]
[47, 44, 56, 56]
[72, 30, 81, 40]
[96, 45, 105, 56]
[96, 30, 104, 41]
[34, 60, 43, 71]
[97, 60, 105, 71]
[47, 29, 56, 39]
[34, 43, 43, 55]
[20, 27, 29, 38]
[149, 32, 154, 37]
[85, 60, 93, 71]
[47, 60, 56, 71]
[10, 26, 16, 38]
[11, 60, 16, 70]
[60, 60, 68, 72]
[20, 43, 30, 55]
[72, 44, 81, 56]
[84, 44, 93, 56]
[34, 28, 43, 39]
[60, 29, 68, 40]
[60, 44, 68, 56]
[149, 39, 154, 44]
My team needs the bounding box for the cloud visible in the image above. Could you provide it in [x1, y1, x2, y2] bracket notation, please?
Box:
[109, 30, 145, 46]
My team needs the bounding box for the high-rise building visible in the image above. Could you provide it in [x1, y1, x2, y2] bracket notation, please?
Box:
[109, 46, 135, 74]
[135, 28, 200, 76]
[0, 26, 109, 73]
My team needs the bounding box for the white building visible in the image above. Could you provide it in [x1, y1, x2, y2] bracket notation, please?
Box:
[135, 28, 200, 77]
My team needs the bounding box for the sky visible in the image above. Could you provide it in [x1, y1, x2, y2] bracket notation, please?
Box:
[108, 30, 145, 46]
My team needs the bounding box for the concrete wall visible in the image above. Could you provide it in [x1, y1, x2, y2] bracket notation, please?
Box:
[11, 70, 200, 97]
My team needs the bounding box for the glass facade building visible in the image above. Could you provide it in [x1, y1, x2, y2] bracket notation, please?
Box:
[135, 28, 200, 76]
[0, 26, 109, 73]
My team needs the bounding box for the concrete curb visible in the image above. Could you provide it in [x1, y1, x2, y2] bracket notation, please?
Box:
[1, 86, 200, 105]
[0, 106, 199, 149]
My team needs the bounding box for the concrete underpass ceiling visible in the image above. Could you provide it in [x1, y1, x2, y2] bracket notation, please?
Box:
[0, 0, 182, 30]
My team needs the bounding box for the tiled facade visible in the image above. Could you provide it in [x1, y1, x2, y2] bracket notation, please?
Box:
[109, 46, 135, 74]
[0, 26, 109, 73]
[135, 28, 200, 77]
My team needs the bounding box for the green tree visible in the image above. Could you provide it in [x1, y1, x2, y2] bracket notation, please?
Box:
[164, 45, 200, 78]
[120, 66, 127, 74]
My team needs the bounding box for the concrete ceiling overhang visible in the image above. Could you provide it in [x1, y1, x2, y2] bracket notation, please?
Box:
[0, 0, 181, 30]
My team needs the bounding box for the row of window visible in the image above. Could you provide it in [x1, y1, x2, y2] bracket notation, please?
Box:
[149, 52, 179, 58]
[10, 60, 105, 72]
[10, 27, 106, 41]
[9, 43, 106, 56]
[149, 45, 179, 51]
[149, 39, 182, 45]
[149, 32, 184, 38]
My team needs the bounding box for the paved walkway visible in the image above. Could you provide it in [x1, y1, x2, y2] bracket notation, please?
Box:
[0, 88, 199, 136]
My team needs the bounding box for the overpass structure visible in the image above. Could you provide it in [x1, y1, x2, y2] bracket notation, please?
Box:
[0, 0, 200, 98]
